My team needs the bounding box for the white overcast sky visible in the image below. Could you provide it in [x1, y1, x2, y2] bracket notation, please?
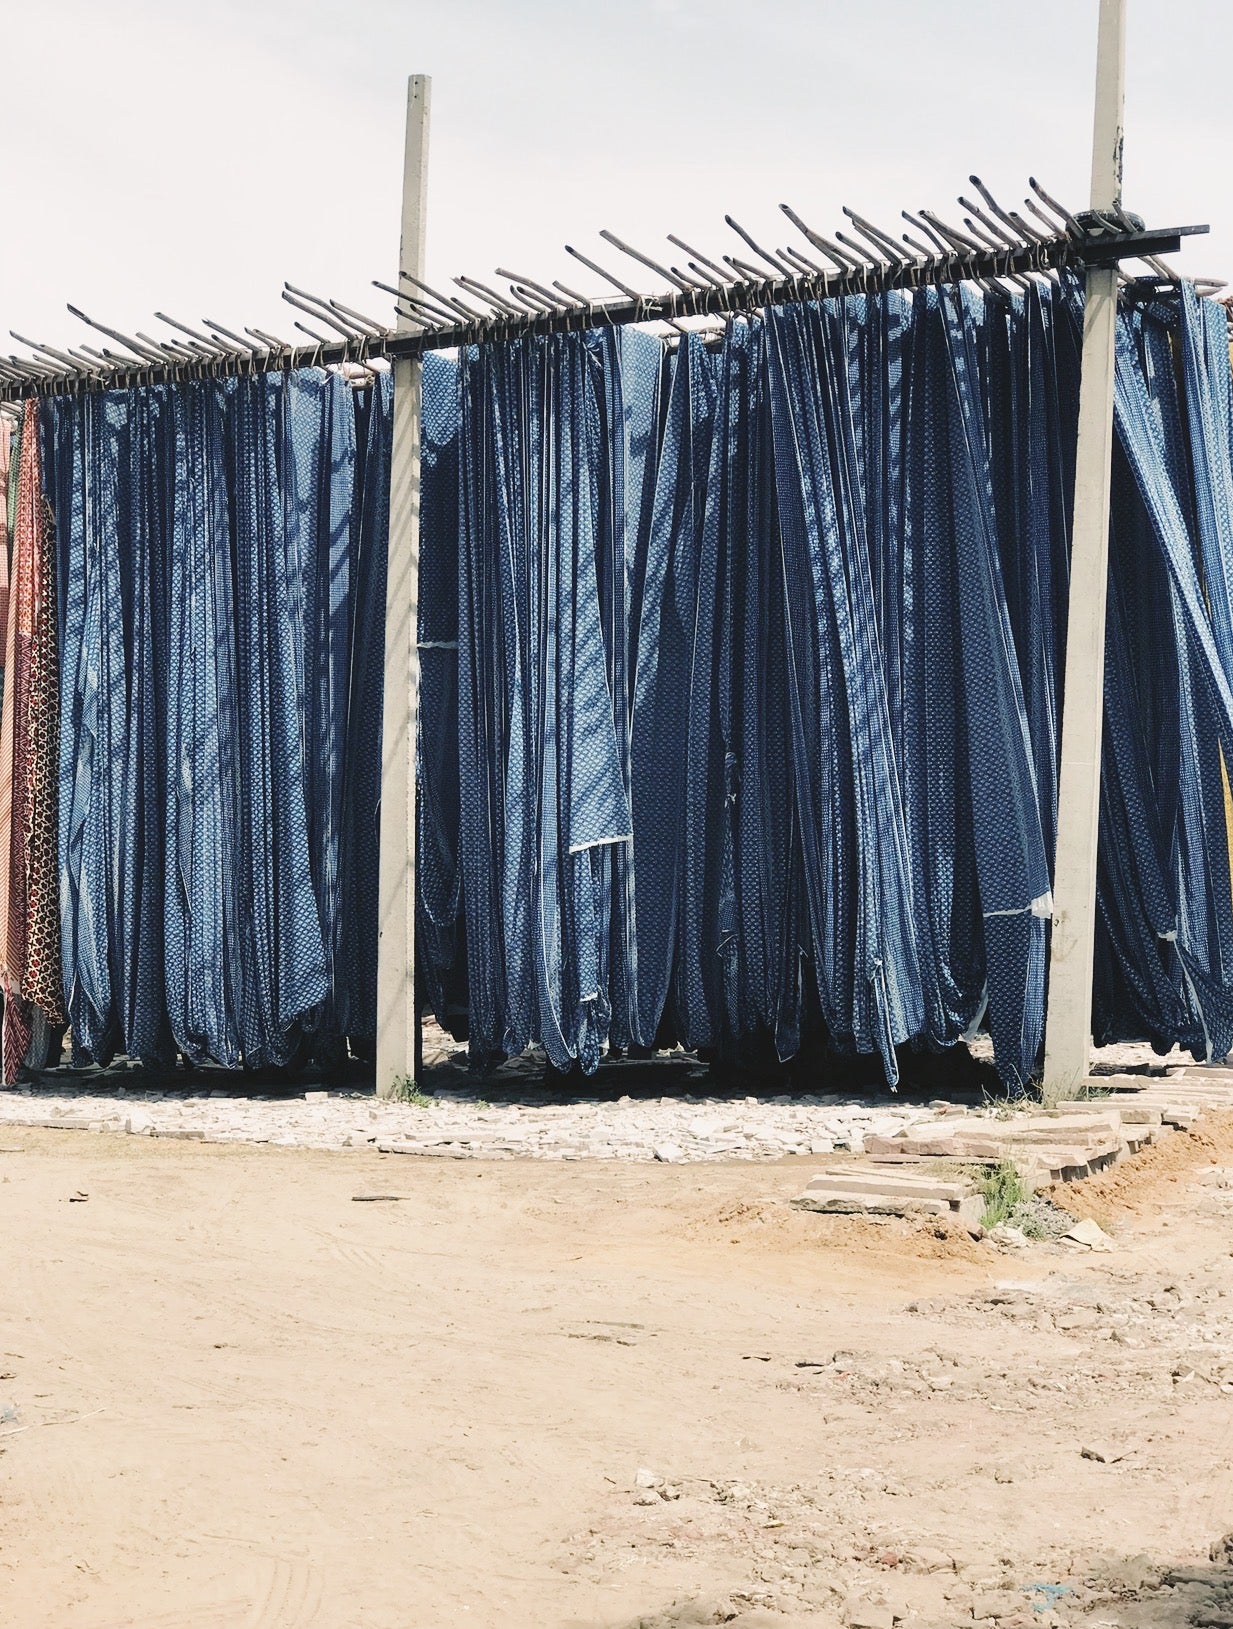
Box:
[3, 0, 1230, 354]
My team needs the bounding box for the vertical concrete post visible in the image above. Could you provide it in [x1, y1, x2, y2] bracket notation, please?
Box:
[1042, 1, 1126, 1098]
[376, 74, 431, 1096]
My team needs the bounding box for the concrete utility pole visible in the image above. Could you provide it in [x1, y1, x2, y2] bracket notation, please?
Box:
[376, 74, 431, 1096]
[1042, 0, 1126, 1098]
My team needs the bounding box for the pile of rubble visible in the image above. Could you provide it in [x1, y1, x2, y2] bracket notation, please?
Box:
[790, 1070, 1233, 1226]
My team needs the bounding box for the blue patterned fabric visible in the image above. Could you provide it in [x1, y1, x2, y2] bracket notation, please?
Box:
[1090, 287, 1233, 1058]
[163, 375, 327, 1067]
[430, 281, 1233, 1088]
[936, 287, 1053, 1090]
[335, 370, 394, 1046]
[36, 278, 1233, 1089]
[766, 298, 923, 1084]
[41, 364, 422, 1071]
[587, 327, 664, 1053]
[456, 335, 632, 1072]
[44, 387, 173, 1066]
[677, 320, 798, 1060]
[415, 355, 465, 1031]
[284, 368, 356, 1049]
[899, 290, 985, 1054]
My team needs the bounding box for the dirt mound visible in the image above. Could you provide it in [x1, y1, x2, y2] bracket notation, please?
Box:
[1048, 1110, 1233, 1229]
[682, 1192, 985, 1268]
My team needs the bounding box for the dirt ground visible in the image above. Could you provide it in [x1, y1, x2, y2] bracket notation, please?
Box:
[3, 1122, 1233, 1629]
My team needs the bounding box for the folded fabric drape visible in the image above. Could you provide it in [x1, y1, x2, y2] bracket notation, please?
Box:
[628, 332, 715, 1051]
[766, 298, 923, 1085]
[456, 334, 633, 1074]
[335, 369, 396, 1047]
[11, 275, 1233, 1094]
[420, 279, 1233, 1089]
[40, 364, 434, 1073]
[416, 355, 465, 1032]
[1090, 287, 1233, 1059]
[285, 366, 356, 1051]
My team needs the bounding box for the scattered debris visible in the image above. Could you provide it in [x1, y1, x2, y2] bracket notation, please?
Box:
[1080, 1444, 1130, 1464]
[1063, 1217, 1114, 1251]
[350, 1193, 410, 1202]
[866, 1112, 1129, 1182]
[5, 1044, 1229, 1170]
[791, 1165, 982, 1224]
[1007, 1194, 1077, 1239]
[0, 1080, 941, 1161]
[1025, 1582, 1073, 1612]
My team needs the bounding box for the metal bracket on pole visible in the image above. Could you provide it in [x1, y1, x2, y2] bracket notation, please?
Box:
[1042, 0, 1126, 1100]
[376, 73, 430, 1096]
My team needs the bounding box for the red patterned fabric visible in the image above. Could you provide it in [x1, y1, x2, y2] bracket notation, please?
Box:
[0, 403, 62, 1083]
[0, 417, 11, 667]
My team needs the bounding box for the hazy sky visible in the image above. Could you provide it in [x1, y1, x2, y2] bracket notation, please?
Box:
[4, 0, 1229, 357]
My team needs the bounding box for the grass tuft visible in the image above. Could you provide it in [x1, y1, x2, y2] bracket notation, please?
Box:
[388, 1076, 436, 1107]
[977, 1159, 1029, 1230]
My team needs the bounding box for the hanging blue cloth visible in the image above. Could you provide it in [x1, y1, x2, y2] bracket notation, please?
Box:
[765, 296, 923, 1084]
[336, 370, 394, 1045]
[1095, 451, 1196, 1048]
[456, 334, 631, 1072]
[45, 386, 173, 1065]
[899, 290, 986, 1054]
[47, 373, 335, 1070]
[163, 375, 328, 1067]
[583, 326, 664, 1053]
[42, 277, 1233, 1095]
[674, 319, 801, 1061]
[1096, 289, 1233, 1058]
[679, 325, 748, 1050]
[283, 368, 356, 1050]
[984, 283, 1080, 873]
[416, 354, 465, 1031]
[627, 334, 717, 1048]
[937, 286, 1053, 1090]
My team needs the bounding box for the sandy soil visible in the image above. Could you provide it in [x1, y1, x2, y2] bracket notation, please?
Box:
[3, 1123, 1233, 1628]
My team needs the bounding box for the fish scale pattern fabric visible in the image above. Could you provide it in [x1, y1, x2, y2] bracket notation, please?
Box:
[415, 279, 1233, 1090]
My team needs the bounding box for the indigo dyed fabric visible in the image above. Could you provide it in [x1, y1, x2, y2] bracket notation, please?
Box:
[29, 275, 1233, 1095]
[40, 365, 413, 1072]
[456, 334, 632, 1073]
[416, 355, 465, 1030]
[430, 279, 1233, 1089]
